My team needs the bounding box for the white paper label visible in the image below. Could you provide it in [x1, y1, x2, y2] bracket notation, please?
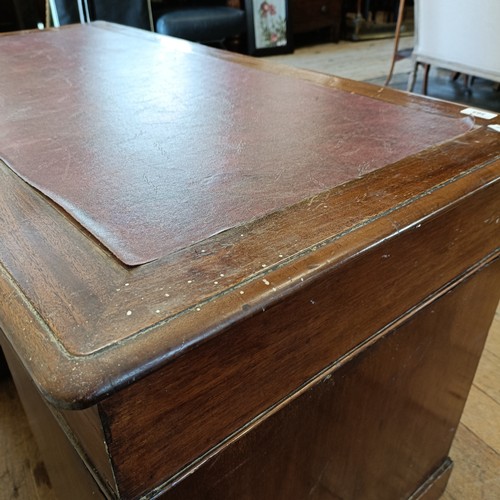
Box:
[487, 124, 500, 132]
[460, 107, 498, 120]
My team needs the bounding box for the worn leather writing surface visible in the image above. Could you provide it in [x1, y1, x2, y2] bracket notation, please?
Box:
[0, 24, 471, 265]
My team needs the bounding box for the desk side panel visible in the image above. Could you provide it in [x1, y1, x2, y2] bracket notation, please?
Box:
[59, 406, 117, 495]
[158, 259, 500, 499]
[99, 179, 499, 499]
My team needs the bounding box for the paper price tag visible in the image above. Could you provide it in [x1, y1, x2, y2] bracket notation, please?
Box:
[460, 107, 498, 120]
[487, 124, 500, 133]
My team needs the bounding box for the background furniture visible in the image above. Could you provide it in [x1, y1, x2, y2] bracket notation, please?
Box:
[408, 0, 500, 92]
[0, 0, 44, 31]
[385, 0, 406, 85]
[154, 0, 245, 44]
[0, 21, 499, 500]
[51, 0, 152, 29]
[343, 0, 413, 41]
[291, 0, 342, 42]
[231, 0, 343, 43]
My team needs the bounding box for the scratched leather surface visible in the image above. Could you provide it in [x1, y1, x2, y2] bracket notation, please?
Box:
[0, 25, 472, 266]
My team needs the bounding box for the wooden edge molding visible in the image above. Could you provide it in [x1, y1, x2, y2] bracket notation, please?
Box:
[0, 157, 498, 409]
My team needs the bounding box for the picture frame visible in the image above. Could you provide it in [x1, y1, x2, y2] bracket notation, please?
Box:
[245, 0, 293, 56]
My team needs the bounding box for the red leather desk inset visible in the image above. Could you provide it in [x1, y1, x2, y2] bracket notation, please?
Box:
[0, 22, 499, 500]
[0, 24, 470, 265]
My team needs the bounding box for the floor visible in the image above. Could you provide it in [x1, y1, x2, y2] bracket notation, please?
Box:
[1, 35, 500, 500]
[442, 310, 500, 499]
[0, 368, 54, 499]
[271, 36, 500, 112]
[270, 35, 415, 82]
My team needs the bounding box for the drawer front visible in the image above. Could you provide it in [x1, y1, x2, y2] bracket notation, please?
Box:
[291, 0, 341, 34]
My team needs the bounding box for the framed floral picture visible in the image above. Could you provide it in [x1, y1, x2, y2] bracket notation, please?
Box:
[245, 0, 293, 56]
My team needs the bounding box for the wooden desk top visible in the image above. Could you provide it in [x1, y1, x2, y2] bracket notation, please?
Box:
[0, 22, 498, 409]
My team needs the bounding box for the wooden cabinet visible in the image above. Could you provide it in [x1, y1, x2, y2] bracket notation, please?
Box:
[0, 22, 499, 500]
[290, 0, 342, 41]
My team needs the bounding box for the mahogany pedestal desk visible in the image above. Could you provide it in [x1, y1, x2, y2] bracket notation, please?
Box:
[0, 22, 499, 500]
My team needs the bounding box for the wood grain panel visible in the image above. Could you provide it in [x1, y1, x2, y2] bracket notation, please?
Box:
[58, 406, 117, 495]
[154, 261, 499, 499]
[100, 181, 499, 498]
